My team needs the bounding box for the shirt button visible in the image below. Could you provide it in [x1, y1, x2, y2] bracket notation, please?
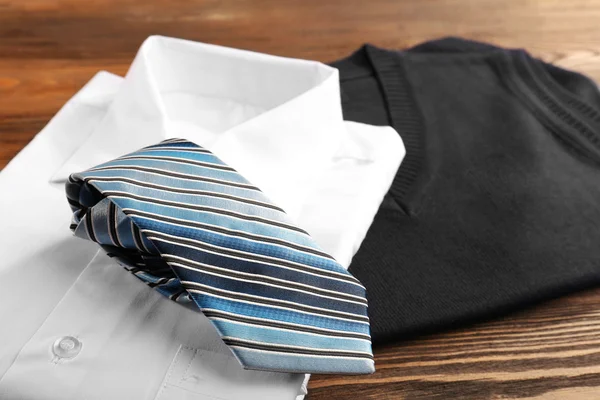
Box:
[52, 336, 82, 359]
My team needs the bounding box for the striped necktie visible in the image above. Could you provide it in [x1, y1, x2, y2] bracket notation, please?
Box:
[65, 139, 374, 374]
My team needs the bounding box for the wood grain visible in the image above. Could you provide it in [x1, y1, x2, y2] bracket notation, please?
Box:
[309, 289, 600, 399]
[1, 0, 600, 398]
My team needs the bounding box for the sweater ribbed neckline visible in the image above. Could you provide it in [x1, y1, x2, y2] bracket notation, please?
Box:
[363, 44, 426, 211]
[337, 38, 600, 209]
[496, 50, 600, 163]
[350, 41, 600, 206]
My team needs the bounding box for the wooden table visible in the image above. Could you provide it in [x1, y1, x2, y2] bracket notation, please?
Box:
[2, 1, 600, 398]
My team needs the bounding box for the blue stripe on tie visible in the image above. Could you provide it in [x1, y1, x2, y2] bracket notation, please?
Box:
[150, 239, 366, 298]
[79, 168, 266, 200]
[135, 217, 342, 274]
[231, 347, 375, 374]
[189, 292, 370, 335]
[143, 141, 199, 149]
[124, 149, 227, 165]
[89, 158, 249, 185]
[211, 319, 373, 352]
[110, 198, 316, 249]
[88, 181, 288, 222]
[177, 270, 366, 319]
[174, 266, 367, 317]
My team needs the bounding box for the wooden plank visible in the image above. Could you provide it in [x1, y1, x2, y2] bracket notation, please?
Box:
[309, 289, 600, 399]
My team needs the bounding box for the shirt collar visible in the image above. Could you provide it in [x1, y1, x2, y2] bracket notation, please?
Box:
[52, 35, 346, 216]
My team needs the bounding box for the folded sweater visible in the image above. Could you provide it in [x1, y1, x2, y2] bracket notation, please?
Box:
[332, 38, 600, 344]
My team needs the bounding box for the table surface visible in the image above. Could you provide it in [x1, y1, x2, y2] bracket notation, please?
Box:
[2, 1, 600, 398]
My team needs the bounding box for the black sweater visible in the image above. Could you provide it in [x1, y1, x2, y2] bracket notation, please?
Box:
[332, 38, 600, 344]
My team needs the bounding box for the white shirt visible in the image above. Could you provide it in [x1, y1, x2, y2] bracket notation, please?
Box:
[0, 36, 404, 400]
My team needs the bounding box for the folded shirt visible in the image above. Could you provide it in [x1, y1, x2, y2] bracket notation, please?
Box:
[0, 36, 404, 399]
[333, 37, 600, 343]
